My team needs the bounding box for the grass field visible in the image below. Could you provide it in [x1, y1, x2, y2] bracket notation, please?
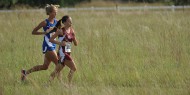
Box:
[0, 10, 190, 95]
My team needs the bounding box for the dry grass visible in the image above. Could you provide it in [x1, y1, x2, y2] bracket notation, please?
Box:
[0, 10, 190, 95]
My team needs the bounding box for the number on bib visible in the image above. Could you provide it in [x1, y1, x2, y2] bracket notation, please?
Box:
[65, 42, 72, 52]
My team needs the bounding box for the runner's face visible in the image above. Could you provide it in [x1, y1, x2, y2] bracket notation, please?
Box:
[49, 8, 57, 18]
[65, 17, 72, 27]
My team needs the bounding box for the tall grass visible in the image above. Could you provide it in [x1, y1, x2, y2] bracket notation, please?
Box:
[0, 10, 190, 95]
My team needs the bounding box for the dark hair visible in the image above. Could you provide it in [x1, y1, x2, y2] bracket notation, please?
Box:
[61, 15, 70, 23]
[50, 15, 70, 33]
[56, 20, 62, 28]
[49, 20, 61, 33]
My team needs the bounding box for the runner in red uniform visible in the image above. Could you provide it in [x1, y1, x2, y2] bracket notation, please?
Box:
[49, 15, 78, 85]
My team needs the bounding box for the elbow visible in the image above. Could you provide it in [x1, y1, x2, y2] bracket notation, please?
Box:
[32, 31, 36, 35]
[49, 38, 55, 43]
[74, 41, 78, 46]
[49, 39, 53, 43]
[32, 32, 35, 35]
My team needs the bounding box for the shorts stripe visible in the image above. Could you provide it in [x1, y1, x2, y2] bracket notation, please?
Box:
[43, 46, 47, 53]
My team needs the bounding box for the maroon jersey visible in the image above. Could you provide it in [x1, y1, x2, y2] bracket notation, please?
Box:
[57, 27, 76, 62]
[62, 27, 75, 42]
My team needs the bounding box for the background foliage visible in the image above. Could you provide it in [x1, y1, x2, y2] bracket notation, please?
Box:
[0, 0, 190, 9]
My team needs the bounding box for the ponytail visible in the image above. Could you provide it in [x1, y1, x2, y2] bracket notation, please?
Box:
[51, 15, 70, 33]
[56, 20, 62, 29]
[49, 19, 62, 33]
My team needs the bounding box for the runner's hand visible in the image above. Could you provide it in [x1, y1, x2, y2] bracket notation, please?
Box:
[60, 41, 66, 46]
[45, 27, 54, 34]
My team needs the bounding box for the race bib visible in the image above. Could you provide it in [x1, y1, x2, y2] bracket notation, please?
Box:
[65, 42, 72, 52]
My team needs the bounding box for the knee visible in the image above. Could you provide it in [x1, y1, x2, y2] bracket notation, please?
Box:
[42, 65, 49, 70]
[72, 67, 77, 72]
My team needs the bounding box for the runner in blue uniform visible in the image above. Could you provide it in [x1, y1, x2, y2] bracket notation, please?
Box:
[21, 4, 61, 81]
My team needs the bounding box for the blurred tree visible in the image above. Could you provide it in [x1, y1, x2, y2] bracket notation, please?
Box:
[121, 0, 158, 3]
[173, 0, 190, 5]
[17, 0, 91, 7]
[0, 0, 190, 9]
[0, 0, 18, 9]
[121, 0, 190, 5]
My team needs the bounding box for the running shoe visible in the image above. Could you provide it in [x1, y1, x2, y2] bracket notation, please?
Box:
[21, 69, 26, 81]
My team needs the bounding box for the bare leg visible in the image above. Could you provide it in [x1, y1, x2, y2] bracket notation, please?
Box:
[64, 60, 77, 85]
[45, 50, 62, 80]
[45, 50, 59, 65]
[26, 56, 51, 74]
[21, 50, 60, 81]
[49, 64, 65, 83]
[26, 50, 59, 74]
[57, 70, 62, 82]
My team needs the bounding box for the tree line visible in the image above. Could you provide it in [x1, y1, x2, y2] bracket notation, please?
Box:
[0, 0, 189, 9]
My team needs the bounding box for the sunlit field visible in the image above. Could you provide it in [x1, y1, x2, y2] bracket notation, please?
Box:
[0, 10, 190, 95]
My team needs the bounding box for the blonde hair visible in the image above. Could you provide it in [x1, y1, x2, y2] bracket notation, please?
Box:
[45, 4, 60, 15]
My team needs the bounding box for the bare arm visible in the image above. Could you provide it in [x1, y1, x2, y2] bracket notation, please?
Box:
[73, 37, 78, 46]
[32, 21, 47, 35]
[73, 30, 78, 46]
[49, 29, 66, 46]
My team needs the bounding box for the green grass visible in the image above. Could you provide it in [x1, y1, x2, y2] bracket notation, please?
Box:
[0, 10, 190, 95]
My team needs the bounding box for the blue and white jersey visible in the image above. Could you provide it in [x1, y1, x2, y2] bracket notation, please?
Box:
[42, 18, 57, 53]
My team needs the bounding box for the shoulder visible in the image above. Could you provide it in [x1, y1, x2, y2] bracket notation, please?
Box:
[57, 28, 65, 35]
[39, 20, 47, 27]
[61, 27, 67, 35]
[70, 27, 75, 34]
[54, 18, 58, 23]
[54, 18, 58, 21]
[70, 27, 75, 32]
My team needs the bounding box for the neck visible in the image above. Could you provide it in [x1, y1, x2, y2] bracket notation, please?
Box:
[48, 17, 54, 22]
